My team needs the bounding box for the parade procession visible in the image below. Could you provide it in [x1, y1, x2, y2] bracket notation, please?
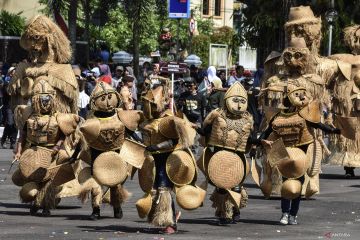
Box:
[1, 1, 360, 239]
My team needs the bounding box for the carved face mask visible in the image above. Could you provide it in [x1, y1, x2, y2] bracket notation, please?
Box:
[288, 88, 310, 108]
[283, 48, 309, 71]
[32, 94, 54, 114]
[93, 92, 119, 112]
[28, 35, 48, 63]
[226, 96, 248, 115]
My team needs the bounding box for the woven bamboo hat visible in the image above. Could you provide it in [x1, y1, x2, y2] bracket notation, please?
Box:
[136, 193, 153, 218]
[208, 150, 244, 189]
[306, 140, 323, 177]
[138, 154, 155, 193]
[19, 182, 39, 203]
[93, 151, 128, 187]
[227, 189, 241, 209]
[12, 169, 27, 187]
[175, 184, 207, 210]
[119, 139, 147, 169]
[277, 147, 309, 179]
[281, 179, 302, 200]
[19, 146, 53, 182]
[166, 150, 196, 186]
[196, 147, 212, 175]
[285, 6, 320, 27]
[159, 116, 178, 139]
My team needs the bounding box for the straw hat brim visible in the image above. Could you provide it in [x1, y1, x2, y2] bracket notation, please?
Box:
[159, 116, 178, 139]
[166, 150, 196, 186]
[12, 169, 28, 187]
[306, 140, 323, 177]
[284, 18, 320, 27]
[20, 182, 39, 203]
[277, 147, 309, 179]
[93, 151, 128, 187]
[281, 179, 302, 200]
[175, 184, 207, 210]
[138, 154, 155, 193]
[19, 146, 53, 182]
[208, 150, 244, 189]
[136, 193, 153, 218]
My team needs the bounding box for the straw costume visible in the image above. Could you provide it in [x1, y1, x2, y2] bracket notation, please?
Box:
[8, 15, 78, 114]
[136, 82, 202, 234]
[196, 82, 256, 225]
[326, 25, 360, 177]
[78, 82, 145, 220]
[258, 81, 340, 224]
[12, 79, 80, 216]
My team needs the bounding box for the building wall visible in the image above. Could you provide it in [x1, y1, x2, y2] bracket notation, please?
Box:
[1, 0, 44, 21]
[191, 0, 233, 28]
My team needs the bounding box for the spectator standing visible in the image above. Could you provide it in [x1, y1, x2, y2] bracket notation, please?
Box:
[178, 80, 206, 124]
[218, 70, 227, 87]
[206, 81, 225, 114]
[112, 66, 123, 90]
[227, 65, 245, 86]
[124, 66, 138, 108]
[1, 67, 17, 149]
[73, 67, 90, 119]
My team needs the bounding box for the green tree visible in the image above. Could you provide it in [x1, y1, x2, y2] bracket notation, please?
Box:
[0, 10, 25, 36]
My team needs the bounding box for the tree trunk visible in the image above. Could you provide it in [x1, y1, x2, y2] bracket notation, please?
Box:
[82, 0, 90, 65]
[68, 0, 78, 64]
[133, 18, 140, 80]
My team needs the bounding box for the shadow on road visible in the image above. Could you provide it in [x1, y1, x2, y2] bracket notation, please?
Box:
[0, 202, 31, 209]
[248, 195, 282, 200]
[179, 217, 219, 226]
[238, 218, 279, 225]
[77, 225, 188, 234]
[243, 183, 258, 189]
[320, 173, 360, 180]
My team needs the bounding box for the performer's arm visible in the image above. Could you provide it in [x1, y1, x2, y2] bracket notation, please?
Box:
[307, 121, 341, 134]
[125, 128, 143, 142]
[145, 139, 177, 152]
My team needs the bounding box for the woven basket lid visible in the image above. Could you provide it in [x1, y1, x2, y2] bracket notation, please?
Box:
[277, 147, 309, 179]
[208, 150, 244, 189]
[49, 162, 75, 186]
[19, 182, 39, 203]
[19, 147, 53, 182]
[158, 116, 178, 139]
[136, 193, 153, 218]
[138, 154, 155, 193]
[93, 151, 128, 187]
[175, 184, 207, 210]
[281, 179, 302, 200]
[12, 169, 27, 187]
[285, 6, 319, 26]
[306, 140, 323, 177]
[166, 150, 196, 186]
[119, 139, 146, 169]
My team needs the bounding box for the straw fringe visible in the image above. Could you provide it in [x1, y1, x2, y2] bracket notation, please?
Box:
[148, 189, 174, 227]
[210, 190, 234, 219]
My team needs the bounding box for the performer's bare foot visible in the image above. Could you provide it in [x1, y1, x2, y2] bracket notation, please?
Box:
[160, 225, 177, 234]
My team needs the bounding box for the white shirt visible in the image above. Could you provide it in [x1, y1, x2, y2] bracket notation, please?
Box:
[78, 90, 90, 108]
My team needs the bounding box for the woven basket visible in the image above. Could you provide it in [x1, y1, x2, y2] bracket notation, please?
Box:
[12, 169, 27, 187]
[176, 185, 206, 210]
[281, 179, 302, 200]
[208, 150, 244, 189]
[166, 150, 196, 186]
[19, 182, 39, 203]
[277, 147, 309, 179]
[93, 151, 128, 187]
[197, 147, 212, 176]
[306, 140, 323, 177]
[119, 139, 146, 169]
[19, 146, 53, 182]
[136, 193, 152, 218]
[48, 162, 75, 186]
[138, 155, 155, 193]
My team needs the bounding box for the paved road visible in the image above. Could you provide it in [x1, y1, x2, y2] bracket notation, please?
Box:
[0, 148, 359, 240]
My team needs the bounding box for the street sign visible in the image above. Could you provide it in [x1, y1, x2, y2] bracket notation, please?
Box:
[168, 0, 191, 19]
[160, 62, 188, 74]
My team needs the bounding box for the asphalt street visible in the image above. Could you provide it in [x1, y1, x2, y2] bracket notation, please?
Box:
[0, 148, 359, 240]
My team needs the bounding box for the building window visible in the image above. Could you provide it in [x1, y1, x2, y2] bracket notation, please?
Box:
[203, 0, 210, 15]
[214, 0, 221, 16]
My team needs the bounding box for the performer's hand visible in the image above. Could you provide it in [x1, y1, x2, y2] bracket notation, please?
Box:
[261, 139, 273, 148]
[249, 148, 257, 158]
[14, 152, 21, 161]
[51, 145, 61, 157]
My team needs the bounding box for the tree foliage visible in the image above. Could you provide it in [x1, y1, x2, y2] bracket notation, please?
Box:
[0, 10, 26, 36]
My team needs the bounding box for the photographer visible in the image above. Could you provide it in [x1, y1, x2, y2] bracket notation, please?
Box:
[177, 79, 206, 125]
